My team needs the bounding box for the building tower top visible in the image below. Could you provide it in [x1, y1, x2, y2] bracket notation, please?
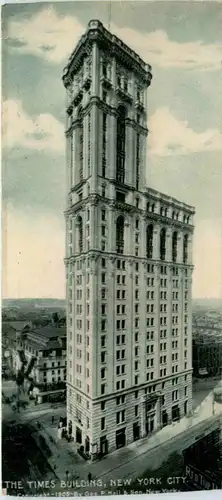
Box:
[62, 19, 152, 88]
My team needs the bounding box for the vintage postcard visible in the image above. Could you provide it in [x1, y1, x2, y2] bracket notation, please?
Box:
[2, 0, 222, 497]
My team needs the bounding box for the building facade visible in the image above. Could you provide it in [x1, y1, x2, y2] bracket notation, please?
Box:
[193, 334, 222, 377]
[63, 20, 195, 458]
[7, 325, 66, 403]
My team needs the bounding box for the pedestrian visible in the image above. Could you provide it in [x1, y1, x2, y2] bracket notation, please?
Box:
[65, 470, 69, 481]
[88, 472, 92, 482]
[52, 415, 54, 425]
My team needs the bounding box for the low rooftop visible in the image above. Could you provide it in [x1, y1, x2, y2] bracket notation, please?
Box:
[145, 186, 195, 214]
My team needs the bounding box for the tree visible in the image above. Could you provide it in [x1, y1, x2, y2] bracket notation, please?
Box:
[52, 312, 59, 325]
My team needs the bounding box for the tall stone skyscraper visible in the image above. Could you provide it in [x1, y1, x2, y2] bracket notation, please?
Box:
[63, 20, 195, 459]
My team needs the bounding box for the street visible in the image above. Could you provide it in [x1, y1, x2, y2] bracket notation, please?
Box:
[2, 377, 222, 496]
[192, 378, 221, 409]
[2, 379, 67, 495]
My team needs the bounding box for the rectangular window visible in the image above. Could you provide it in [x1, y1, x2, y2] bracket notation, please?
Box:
[101, 352, 106, 363]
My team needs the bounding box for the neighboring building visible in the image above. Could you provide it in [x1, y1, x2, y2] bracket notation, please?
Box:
[2, 323, 17, 377]
[2, 320, 32, 333]
[193, 333, 222, 377]
[183, 421, 222, 490]
[7, 325, 66, 403]
[63, 20, 195, 458]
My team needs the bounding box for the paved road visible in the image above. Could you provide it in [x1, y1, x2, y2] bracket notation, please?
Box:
[73, 415, 221, 495]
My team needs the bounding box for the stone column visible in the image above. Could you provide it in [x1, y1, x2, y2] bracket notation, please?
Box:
[139, 133, 147, 190]
[124, 219, 130, 255]
[66, 133, 72, 195]
[153, 227, 160, 260]
[125, 124, 134, 186]
[140, 397, 147, 438]
[141, 216, 147, 259]
[92, 42, 100, 97]
[84, 114, 88, 180]
[91, 104, 99, 193]
[107, 113, 114, 180]
[74, 126, 80, 185]
[108, 206, 116, 253]
[177, 233, 183, 264]
[90, 202, 98, 251]
[71, 130, 76, 188]
[166, 228, 172, 262]
[154, 398, 161, 430]
[187, 234, 193, 265]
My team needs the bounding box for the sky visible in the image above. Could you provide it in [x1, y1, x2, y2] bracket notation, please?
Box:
[2, 0, 222, 299]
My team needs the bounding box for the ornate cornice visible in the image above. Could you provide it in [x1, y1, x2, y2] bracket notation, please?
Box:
[62, 20, 152, 88]
[64, 251, 193, 269]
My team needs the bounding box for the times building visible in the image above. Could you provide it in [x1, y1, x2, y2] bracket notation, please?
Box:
[63, 20, 195, 459]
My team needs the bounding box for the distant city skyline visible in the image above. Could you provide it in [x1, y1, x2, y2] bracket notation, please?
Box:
[2, 1, 222, 299]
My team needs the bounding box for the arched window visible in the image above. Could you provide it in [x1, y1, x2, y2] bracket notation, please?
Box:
[160, 228, 166, 261]
[116, 105, 126, 184]
[78, 107, 83, 182]
[183, 234, 188, 264]
[116, 215, 124, 254]
[77, 216, 83, 253]
[146, 224, 153, 259]
[172, 231, 178, 263]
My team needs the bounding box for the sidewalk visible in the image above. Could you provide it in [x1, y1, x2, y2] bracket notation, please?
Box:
[32, 423, 86, 481]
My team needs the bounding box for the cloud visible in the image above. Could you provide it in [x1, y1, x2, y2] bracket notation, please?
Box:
[192, 220, 222, 299]
[148, 107, 222, 156]
[2, 204, 65, 299]
[119, 27, 222, 71]
[2, 99, 64, 153]
[6, 6, 84, 64]
[6, 6, 222, 70]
